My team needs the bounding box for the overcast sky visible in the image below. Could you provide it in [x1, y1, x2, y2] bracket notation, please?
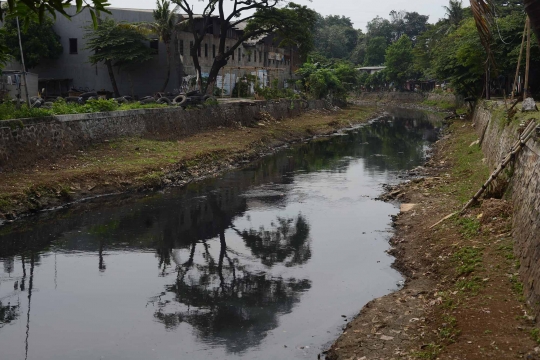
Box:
[108, 0, 452, 31]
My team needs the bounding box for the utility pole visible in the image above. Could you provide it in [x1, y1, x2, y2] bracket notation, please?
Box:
[16, 17, 30, 107]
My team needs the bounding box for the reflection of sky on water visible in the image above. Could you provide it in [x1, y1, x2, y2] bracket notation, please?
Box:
[0, 108, 442, 360]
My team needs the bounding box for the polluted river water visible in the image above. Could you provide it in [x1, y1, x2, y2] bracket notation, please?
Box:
[0, 107, 442, 360]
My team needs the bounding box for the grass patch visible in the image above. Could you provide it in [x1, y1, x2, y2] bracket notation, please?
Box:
[438, 121, 490, 203]
[412, 344, 442, 359]
[531, 328, 540, 344]
[453, 246, 483, 275]
[456, 276, 483, 294]
[0, 98, 169, 121]
[455, 217, 481, 239]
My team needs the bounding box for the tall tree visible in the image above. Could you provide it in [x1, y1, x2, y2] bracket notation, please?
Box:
[137, 0, 179, 92]
[385, 34, 414, 86]
[84, 18, 154, 97]
[313, 14, 358, 59]
[444, 0, 465, 26]
[0, 15, 62, 70]
[174, 0, 317, 94]
[364, 36, 388, 65]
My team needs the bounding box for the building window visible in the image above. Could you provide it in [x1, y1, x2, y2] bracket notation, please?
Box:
[179, 40, 184, 56]
[69, 38, 78, 54]
[230, 47, 233, 60]
[150, 39, 159, 54]
[190, 41, 194, 56]
[204, 43, 208, 58]
[238, 48, 241, 62]
[254, 51, 256, 63]
[259, 51, 262, 63]
[248, 52, 251, 62]
[212, 44, 216, 58]
[198, 44, 201, 57]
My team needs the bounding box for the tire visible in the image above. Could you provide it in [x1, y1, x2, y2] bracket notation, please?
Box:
[115, 97, 127, 104]
[140, 98, 156, 104]
[122, 96, 133, 102]
[186, 90, 199, 96]
[31, 99, 43, 108]
[157, 97, 171, 105]
[140, 96, 154, 101]
[173, 95, 188, 106]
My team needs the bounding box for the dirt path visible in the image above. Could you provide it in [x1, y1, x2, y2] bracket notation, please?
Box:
[0, 106, 377, 221]
[327, 117, 540, 360]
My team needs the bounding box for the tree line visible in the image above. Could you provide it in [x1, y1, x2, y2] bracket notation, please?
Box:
[1, 0, 538, 101]
[304, 0, 539, 98]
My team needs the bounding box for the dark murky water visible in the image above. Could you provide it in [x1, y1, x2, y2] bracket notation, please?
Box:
[0, 107, 441, 360]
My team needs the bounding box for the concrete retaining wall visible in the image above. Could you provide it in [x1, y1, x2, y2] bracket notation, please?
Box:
[473, 104, 540, 314]
[0, 100, 326, 170]
[357, 92, 462, 106]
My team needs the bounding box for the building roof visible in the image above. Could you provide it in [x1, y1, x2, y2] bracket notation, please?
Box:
[357, 66, 386, 71]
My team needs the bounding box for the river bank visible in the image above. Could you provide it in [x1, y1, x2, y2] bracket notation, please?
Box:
[0, 105, 378, 223]
[326, 114, 540, 359]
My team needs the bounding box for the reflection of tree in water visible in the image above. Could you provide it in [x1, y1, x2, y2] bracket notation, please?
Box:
[151, 195, 312, 353]
[235, 215, 311, 268]
[0, 301, 20, 329]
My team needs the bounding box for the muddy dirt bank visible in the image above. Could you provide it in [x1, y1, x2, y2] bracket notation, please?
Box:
[326, 117, 540, 360]
[0, 106, 381, 225]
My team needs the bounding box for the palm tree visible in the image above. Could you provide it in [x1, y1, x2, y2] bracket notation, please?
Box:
[138, 0, 180, 92]
[444, 0, 464, 26]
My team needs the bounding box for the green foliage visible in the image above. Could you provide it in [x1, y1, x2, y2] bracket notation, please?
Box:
[295, 61, 353, 100]
[255, 79, 298, 100]
[0, 102, 51, 120]
[385, 35, 413, 86]
[84, 18, 154, 70]
[1, 0, 109, 26]
[364, 36, 388, 66]
[0, 15, 62, 69]
[0, 98, 168, 120]
[313, 14, 359, 60]
[431, 18, 486, 97]
[242, 3, 317, 62]
[0, 28, 12, 69]
[453, 246, 483, 275]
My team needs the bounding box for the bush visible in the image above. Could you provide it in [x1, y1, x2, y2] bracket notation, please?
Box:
[254, 79, 299, 100]
[0, 101, 52, 120]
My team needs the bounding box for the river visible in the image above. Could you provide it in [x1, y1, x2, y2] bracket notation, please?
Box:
[0, 107, 442, 360]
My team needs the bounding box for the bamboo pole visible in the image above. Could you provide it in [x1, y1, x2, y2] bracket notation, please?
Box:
[511, 19, 527, 101]
[430, 120, 538, 228]
[525, 17, 532, 98]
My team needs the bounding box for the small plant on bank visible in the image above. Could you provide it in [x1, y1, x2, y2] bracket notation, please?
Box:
[453, 246, 483, 275]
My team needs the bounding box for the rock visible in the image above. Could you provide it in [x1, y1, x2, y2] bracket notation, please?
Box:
[380, 335, 394, 341]
[400, 204, 417, 213]
[522, 97, 538, 112]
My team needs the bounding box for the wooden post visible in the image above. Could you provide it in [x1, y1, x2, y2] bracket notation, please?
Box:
[525, 16, 532, 98]
[511, 18, 527, 100]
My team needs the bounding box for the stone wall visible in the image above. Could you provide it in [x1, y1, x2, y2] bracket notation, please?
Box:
[473, 104, 540, 314]
[0, 100, 325, 170]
